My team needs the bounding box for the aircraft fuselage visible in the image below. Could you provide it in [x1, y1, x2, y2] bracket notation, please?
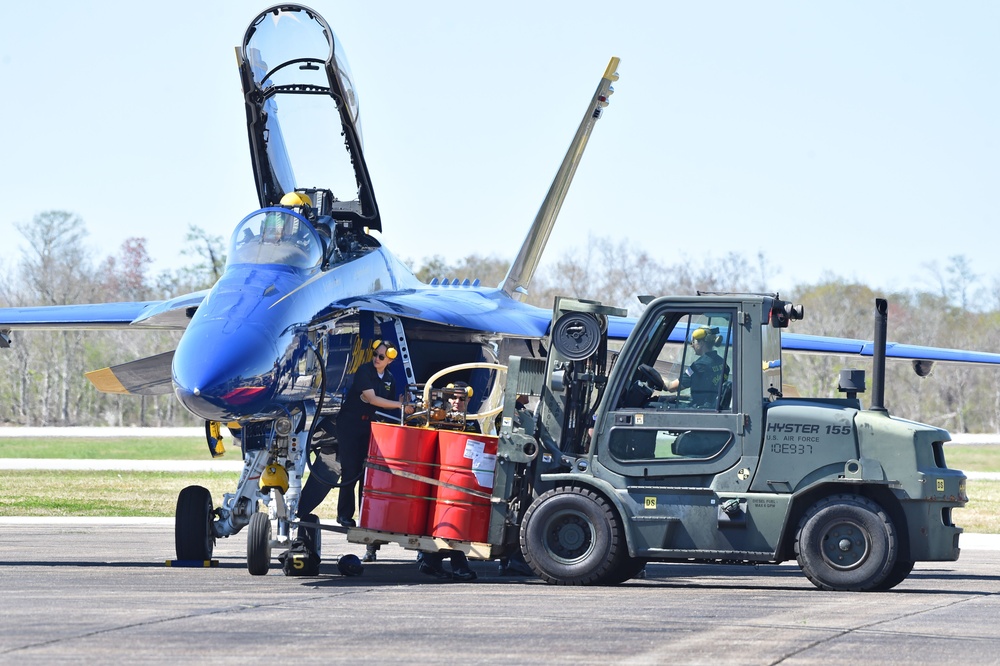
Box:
[172, 245, 408, 422]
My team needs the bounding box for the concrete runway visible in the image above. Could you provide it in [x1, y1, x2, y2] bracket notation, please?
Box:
[2, 520, 999, 664]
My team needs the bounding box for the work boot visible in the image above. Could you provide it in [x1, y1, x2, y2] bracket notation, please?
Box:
[417, 553, 451, 579]
[451, 567, 477, 582]
[418, 561, 451, 579]
[336, 516, 356, 528]
[362, 545, 378, 563]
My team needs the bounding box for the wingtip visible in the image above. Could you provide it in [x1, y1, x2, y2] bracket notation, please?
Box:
[604, 57, 621, 81]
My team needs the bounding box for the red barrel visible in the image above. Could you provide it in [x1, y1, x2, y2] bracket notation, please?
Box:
[360, 423, 438, 535]
[427, 430, 498, 543]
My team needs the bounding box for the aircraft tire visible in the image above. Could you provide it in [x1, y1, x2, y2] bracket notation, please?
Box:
[175, 485, 215, 561]
[520, 486, 625, 586]
[247, 512, 272, 576]
[795, 494, 897, 591]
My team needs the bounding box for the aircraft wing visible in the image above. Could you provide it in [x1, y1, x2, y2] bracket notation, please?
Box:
[325, 287, 553, 338]
[781, 331, 1000, 370]
[0, 291, 207, 391]
[604, 315, 1000, 371]
[0, 290, 208, 334]
[0, 301, 164, 331]
[501, 57, 620, 300]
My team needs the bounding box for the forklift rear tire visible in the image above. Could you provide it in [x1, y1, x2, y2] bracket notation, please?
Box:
[521, 486, 626, 585]
[247, 512, 272, 576]
[175, 485, 215, 561]
[872, 557, 914, 591]
[602, 555, 647, 585]
[795, 494, 897, 591]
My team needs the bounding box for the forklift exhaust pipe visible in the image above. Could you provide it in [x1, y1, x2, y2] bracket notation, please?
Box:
[871, 298, 888, 412]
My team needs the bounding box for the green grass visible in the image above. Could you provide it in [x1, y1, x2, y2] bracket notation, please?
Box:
[942, 445, 1000, 473]
[941, 446, 1000, 534]
[0, 437, 209, 460]
[0, 469, 341, 518]
[956, 480, 1000, 535]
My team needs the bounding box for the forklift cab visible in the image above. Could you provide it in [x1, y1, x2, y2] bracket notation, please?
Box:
[596, 300, 750, 477]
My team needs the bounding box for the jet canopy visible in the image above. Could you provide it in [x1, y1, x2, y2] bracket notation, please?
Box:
[238, 5, 380, 231]
[227, 208, 323, 269]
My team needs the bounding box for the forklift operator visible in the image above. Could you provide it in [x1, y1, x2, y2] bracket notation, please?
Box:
[666, 326, 729, 408]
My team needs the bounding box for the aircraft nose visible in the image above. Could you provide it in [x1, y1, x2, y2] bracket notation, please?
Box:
[172, 321, 280, 421]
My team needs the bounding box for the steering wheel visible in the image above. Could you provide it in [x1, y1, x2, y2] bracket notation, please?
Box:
[637, 364, 665, 391]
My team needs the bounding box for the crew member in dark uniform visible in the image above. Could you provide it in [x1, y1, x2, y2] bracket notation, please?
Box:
[336, 339, 413, 528]
[667, 326, 729, 408]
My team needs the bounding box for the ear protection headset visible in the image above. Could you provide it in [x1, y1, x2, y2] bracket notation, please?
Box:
[371, 339, 398, 360]
[446, 382, 474, 398]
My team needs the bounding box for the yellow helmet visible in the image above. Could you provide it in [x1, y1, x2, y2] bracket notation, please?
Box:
[280, 192, 312, 207]
[261, 464, 290, 494]
[691, 326, 722, 345]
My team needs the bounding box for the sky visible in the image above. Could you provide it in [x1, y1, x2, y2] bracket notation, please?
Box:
[1, 1, 997, 298]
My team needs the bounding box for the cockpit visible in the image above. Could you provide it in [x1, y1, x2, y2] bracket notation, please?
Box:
[227, 208, 323, 269]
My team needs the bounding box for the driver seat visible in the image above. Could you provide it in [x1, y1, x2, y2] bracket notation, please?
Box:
[717, 380, 733, 410]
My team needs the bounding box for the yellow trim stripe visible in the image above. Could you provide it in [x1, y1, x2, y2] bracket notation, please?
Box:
[85, 367, 131, 395]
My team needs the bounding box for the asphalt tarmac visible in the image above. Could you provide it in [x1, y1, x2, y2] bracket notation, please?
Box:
[2, 520, 999, 664]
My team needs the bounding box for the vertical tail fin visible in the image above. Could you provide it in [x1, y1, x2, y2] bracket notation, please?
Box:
[499, 57, 621, 300]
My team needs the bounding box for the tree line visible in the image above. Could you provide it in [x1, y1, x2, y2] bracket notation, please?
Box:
[2, 211, 999, 433]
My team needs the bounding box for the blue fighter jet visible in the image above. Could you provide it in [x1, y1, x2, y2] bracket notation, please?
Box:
[1, 4, 999, 573]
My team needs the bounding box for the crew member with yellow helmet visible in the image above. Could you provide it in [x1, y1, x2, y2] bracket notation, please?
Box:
[666, 326, 729, 408]
[444, 381, 479, 432]
[335, 340, 414, 529]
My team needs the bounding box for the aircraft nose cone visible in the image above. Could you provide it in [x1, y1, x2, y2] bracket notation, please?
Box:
[172, 321, 280, 421]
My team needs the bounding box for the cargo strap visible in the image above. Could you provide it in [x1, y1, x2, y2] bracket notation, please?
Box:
[364, 461, 494, 501]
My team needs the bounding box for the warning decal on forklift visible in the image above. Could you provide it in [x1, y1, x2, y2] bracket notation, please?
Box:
[644, 497, 656, 509]
[936, 479, 945, 492]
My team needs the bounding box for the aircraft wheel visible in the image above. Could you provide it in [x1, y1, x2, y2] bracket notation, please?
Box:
[795, 494, 897, 591]
[175, 485, 215, 561]
[247, 512, 272, 576]
[520, 486, 625, 585]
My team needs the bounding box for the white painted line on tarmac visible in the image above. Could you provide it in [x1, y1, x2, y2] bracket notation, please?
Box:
[0, 517, 174, 525]
[960, 533, 1000, 550]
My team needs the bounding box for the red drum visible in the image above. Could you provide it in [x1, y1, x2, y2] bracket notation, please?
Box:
[427, 430, 498, 543]
[360, 423, 438, 535]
